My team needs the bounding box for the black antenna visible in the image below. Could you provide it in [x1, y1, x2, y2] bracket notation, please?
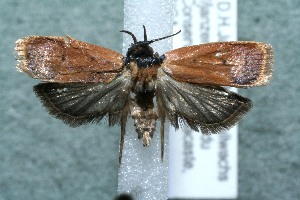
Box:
[148, 30, 181, 44]
[120, 30, 137, 44]
[143, 25, 148, 42]
[121, 26, 181, 44]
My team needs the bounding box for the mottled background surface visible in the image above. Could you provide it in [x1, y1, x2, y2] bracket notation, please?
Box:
[0, 0, 299, 200]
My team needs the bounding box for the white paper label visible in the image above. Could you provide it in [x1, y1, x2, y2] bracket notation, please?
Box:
[168, 0, 238, 199]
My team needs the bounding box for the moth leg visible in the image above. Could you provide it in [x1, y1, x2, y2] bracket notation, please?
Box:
[160, 116, 165, 161]
[157, 86, 166, 161]
[119, 94, 131, 165]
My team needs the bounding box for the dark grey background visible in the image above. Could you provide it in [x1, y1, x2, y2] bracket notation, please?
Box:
[0, 0, 299, 200]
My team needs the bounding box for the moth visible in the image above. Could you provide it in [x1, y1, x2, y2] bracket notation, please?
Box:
[15, 26, 274, 163]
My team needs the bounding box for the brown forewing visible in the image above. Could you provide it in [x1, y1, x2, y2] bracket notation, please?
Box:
[162, 42, 274, 87]
[15, 36, 124, 83]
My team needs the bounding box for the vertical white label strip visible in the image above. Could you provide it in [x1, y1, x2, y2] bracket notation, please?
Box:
[168, 0, 238, 199]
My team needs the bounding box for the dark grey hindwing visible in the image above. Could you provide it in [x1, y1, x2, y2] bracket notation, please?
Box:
[156, 69, 252, 133]
[34, 71, 132, 127]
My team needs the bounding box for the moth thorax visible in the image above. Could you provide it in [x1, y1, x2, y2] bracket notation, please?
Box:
[131, 99, 157, 147]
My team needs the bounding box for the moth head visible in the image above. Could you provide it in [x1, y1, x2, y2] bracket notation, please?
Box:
[126, 41, 155, 59]
[121, 25, 181, 60]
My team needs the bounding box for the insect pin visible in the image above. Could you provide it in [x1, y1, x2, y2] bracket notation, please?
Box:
[15, 26, 274, 164]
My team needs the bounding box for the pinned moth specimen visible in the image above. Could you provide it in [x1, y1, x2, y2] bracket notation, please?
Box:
[15, 26, 274, 163]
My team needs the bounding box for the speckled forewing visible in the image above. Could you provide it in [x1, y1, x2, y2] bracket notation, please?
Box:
[15, 36, 124, 83]
[162, 41, 274, 87]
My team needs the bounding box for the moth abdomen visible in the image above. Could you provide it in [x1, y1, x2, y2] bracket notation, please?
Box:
[131, 91, 158, 147]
